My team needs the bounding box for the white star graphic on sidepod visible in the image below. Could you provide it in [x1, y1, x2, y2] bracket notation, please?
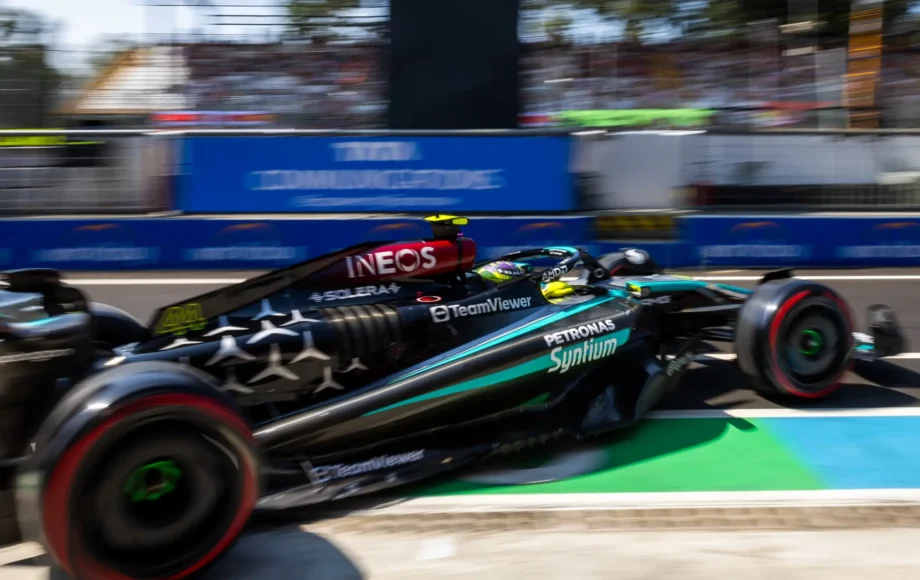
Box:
[248, 344, 298, 384]
[315, 366, 344, 393]
[291, 331, 330, 363]
[160, 337, 203, 351]
[247, 320, 298, 345]
[206, 334, 256, 366]
[204, 315, 248, 337]
[253, 298, 286, 320]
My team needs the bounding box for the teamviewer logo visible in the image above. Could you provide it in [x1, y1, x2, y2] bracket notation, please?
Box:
[430, 305, 450, 323]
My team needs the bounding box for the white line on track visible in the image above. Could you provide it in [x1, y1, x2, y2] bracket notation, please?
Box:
[695, 275, 920, 281]
[59, 274, 920, 285]
[692, 352, 920, 361]
[0, 542, 43, 566]
[648, 408, 920, 419]
[415, 537, 457, 561]
[312, 489, 920, 514]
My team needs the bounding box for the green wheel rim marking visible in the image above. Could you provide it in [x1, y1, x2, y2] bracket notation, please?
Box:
[124, 460, 182, 503]
[800, 329, 823, 356]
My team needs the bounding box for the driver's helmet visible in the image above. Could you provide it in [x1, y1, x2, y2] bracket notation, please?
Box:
[475, 260, 577, 302]
[474, 261, 526, 283]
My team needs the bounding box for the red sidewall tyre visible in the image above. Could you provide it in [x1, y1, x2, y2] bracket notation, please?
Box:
[41, 394, 258, 580]
[735, 279, 854, 399]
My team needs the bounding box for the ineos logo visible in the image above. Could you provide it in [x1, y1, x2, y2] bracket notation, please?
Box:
[345, 246, 438, 279]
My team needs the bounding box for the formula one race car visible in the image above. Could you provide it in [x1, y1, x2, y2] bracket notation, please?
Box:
[0, 215, 906, 578]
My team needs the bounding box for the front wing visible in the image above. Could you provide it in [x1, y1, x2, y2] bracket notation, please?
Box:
[851, 304, 908, 362]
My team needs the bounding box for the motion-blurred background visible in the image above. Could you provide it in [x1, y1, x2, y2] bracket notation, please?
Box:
[0, 0, 901, 130]
[0, 0, 915, 272]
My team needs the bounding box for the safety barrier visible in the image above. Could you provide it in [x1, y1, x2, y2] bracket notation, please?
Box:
[597, 214, 920, 269]
[0, 216, 594, 271]
[576, 128, 920, 211]
[175, 131, 575, 213]
[593, 213, 679, 240]
[0, 130, 171, 215]
[2, 130, 920, 271]
[683, 214, 920, 268]
[0, 129, 585, 215]
[6, 128, 920, 216]
[3, 213, 920, 270]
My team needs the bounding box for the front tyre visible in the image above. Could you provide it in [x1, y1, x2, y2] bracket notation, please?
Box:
[735, 278, 853, 399]
[30, 394, 258, 579]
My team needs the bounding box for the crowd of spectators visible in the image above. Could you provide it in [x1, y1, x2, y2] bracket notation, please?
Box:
[162, 34, 920, 128]
[520, 39, 848, 126]
[879, 39, 920, 127]
[183, 41, 387, 128]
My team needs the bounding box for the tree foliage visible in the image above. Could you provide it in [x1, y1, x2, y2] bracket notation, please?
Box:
[284, 0, 365, 40]
[0, 5, 49, 44]
[523, 0, 685, 41]
[0, 5, 62, 127]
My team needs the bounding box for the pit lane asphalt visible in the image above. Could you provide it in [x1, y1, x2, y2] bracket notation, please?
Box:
[59, 268, 920, 413]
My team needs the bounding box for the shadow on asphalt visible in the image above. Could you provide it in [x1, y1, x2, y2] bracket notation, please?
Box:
[11, 527, 364, 580]
[852, 359, 920, 391]
[660, 355, 920, 411]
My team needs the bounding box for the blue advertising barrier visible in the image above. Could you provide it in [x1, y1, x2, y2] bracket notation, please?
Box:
[10, 214, 920, 272]
[0, 216, 593, 271]
[684, 215, 920, 267]
[177, 136, 574, 213]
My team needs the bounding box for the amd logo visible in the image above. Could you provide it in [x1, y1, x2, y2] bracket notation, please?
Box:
[542, 265, 569, 281]
[330, 141, 422, 162]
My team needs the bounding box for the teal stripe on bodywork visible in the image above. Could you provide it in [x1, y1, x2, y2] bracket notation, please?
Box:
[368, 357, 552, 415]
[545, 246, 579, 254]
[369, 327, 632, 415]
[607, 288, 633, 299]
[625, 279, 753, 296]
[626, 280, 707, 292]
[394, 296, 617, 383]
[715, 283, 753, 295]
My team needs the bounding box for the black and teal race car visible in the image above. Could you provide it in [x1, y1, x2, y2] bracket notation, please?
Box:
[0, 215, 905, 579]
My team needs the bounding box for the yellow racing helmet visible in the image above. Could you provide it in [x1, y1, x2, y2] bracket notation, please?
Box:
[542, 280, 575, 301]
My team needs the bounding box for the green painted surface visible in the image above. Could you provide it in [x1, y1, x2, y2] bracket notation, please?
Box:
[415, 418, 825, 496]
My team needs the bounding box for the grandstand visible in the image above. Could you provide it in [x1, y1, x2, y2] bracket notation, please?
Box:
[55, 36, 920, 129]
[11, 0, 920, 129]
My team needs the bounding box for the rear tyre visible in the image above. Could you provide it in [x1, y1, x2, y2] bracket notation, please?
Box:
[33, 394, 258, 579]
[735, 278, 853, 399]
